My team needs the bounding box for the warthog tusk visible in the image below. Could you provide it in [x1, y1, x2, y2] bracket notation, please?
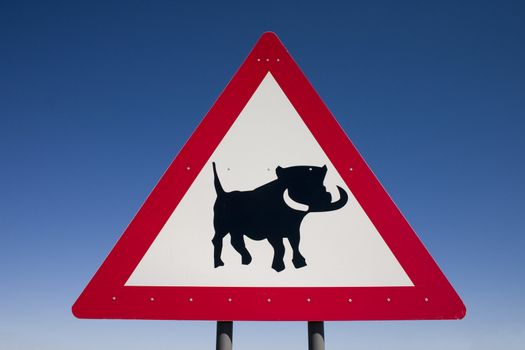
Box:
[283, 189, 309, 212]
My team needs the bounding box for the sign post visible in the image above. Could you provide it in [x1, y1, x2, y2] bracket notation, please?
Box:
[73, 32, 465, 347]
[216, 321, 233, 350]
[308, 322, 325, 350]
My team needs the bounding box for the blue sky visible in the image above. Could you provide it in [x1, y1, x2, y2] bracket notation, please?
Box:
[1, 0, 524, 349]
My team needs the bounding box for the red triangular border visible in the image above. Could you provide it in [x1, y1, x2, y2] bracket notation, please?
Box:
[73, 32, 466, 321]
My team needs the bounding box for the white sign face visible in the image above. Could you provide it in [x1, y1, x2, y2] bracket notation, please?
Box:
[126, 73, 412, 288]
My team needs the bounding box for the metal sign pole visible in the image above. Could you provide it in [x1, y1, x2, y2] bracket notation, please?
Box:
[308, 321, 325, 350]
[216, 321, 233, 350]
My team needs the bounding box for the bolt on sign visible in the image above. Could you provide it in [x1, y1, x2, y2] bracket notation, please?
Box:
[73, 32, 466, 321]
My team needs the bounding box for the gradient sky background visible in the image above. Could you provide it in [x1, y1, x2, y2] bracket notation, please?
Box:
[1, 0, 524, 349]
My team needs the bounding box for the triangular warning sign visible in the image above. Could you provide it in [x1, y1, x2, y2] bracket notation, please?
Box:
[73, 32, 465, 321]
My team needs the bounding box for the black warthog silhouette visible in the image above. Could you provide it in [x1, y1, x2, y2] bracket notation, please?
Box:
[211, 162, 348, 272]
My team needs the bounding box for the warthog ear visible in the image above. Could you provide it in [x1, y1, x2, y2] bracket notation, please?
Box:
[283, 189, 309, 212]
[276, 166, 284, 179]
